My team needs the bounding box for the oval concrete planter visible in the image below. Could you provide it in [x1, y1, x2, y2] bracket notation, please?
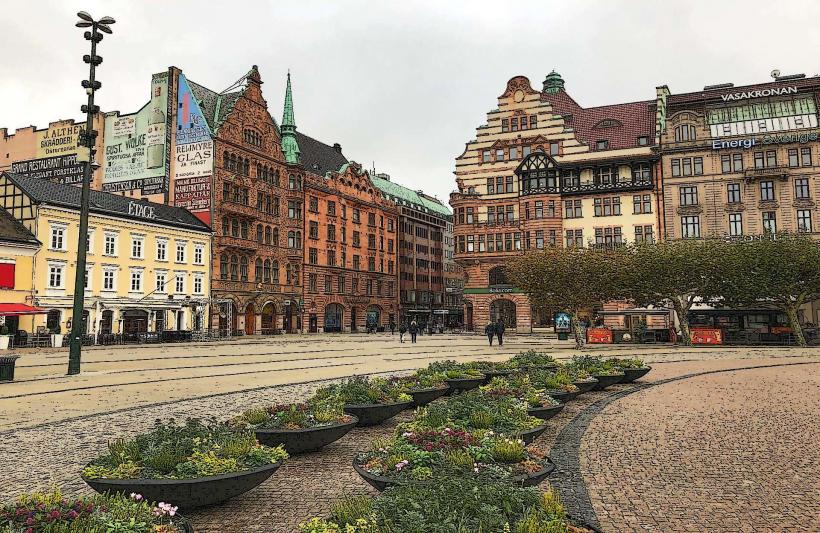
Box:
[480, 369, 516, 384]
[572, 378, 599, 394]
[82, 461, 282, 510]
[409, 386, 448, 407]
[546, 389, 571, 403]
[254, 417, 358, 454]
[517, 423, 549, 445]
[344, 401, 412, 427]
[621, 366, 652, 383]
[444, 376, 484, 394]
[527, 402, 565, 421]
[352, 457, 555, 492]
[591, 372, 625, 391]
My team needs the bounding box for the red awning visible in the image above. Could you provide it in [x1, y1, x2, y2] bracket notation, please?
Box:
[0, 303, 47, 316]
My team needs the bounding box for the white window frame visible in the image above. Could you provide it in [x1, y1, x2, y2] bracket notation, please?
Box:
[174, 272, 185, 294]
[129, 268, 144, 293]
[175, 241, 187, 264]
[49, 223, 68, 251]
[47, 261, 66, 289]
[102, 267, 117, 292]
[131, 235, 145, 260]
[84, 264, 93, 292]
[193, 273, 204, 295]
[193, 243, 205, 265]
[155, 270, 167, 293]
[104, 232, 118, 257]
[156, 238, 168, 262]
[85, 228, 95, 255]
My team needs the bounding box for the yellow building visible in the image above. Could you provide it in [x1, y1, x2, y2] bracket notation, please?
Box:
[0, 172, 212, 340]
[0, 207, 41, 346]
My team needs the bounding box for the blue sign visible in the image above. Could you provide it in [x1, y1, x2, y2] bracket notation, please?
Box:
[554, 312, 571, 333]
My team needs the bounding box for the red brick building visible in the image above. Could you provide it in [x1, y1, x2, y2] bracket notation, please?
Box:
[302, 162, 399, 332]
[188, 66, 305, 334]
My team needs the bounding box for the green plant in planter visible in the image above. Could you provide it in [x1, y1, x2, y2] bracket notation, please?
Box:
[528, 369, 580, 394]
[508, 350, 557, 369]
[330, 494, 374, 527]
[82, 418, 287, 480]
[470, 409, 493, 429]
[311, 376, 411, 406]
[426, 360, 484, 380]
[607, 357, 646, 369]
[491, 437, 526, 463]
[399, 370, 447, 392]
[568, 355, 623, 376]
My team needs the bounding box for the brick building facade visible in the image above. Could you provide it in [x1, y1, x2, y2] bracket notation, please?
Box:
[302, 163, 398, 332]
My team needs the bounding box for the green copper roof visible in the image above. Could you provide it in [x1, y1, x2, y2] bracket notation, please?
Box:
[543, 70, 565, 94]
[369, 174, 451, 217]
[281, 72, 300, 165]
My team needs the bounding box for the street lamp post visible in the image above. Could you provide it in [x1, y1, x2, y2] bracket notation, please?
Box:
[67, 11, 115, 375]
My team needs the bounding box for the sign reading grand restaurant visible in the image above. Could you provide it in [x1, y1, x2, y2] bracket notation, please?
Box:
[10, 154, 84, 184]
[102, 72, 170, 194]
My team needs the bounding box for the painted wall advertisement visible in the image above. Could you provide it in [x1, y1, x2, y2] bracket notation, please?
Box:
[9, 123, 85, 184]
[173, 74, 213, 216]
[36, 123, 83, 158]
[102, 72, 169, 194]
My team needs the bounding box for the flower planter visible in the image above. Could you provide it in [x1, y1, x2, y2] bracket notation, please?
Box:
[572, 379, 599, 394]
[444, 377, 484, 394]
[352, 457, 555, 492]
[527, 403, 565, 421]
[546, 389, 574, 403]
[522, 363, 559, 372]
[621, 366, 652, 383]
[591, 372, 625, 391]
[254, 417, 358, 454]
[480, 369, 516, 384]
[82, 462, 282, 510]
[344, 401, 412, 427]
[409, 386, 449, 407]
[517, 423, 549, 445]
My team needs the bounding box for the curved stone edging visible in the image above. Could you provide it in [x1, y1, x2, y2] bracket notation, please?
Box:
[548, 360, 820, 532]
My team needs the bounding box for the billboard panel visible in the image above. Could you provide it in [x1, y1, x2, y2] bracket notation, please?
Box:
[102, 72, 170, 194]
[174, 74, 213, 181]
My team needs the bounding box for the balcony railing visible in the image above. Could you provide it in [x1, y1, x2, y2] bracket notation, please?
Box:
[560, 179, 653, 196]
[744, 166, 790, 181]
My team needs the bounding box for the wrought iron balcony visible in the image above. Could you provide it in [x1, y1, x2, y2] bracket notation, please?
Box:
[560, 179, 653, 196]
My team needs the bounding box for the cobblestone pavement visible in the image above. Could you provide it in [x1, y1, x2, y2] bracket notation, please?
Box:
[1, 339, 819, 532]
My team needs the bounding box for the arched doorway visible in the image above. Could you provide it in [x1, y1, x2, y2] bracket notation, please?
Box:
[366, 305, 382, 331]
[261, 302, 276, 334]
[244, 304, 255, 335]
[46, 309, 61, 332]
[324, 303, 344, 333]
[490, 299, 517, 329]
[100, 310, 113, 335]
[231, 304, 239, 334]
[123, 310, 149, 335]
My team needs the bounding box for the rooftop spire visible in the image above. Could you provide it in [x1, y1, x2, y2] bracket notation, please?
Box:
[281, 71, 300, 164]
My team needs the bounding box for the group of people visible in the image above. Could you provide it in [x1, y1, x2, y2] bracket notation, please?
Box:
[395, 320, 420, 343]
[484, 319, 506, 346]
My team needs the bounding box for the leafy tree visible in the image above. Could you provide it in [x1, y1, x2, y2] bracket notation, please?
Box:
[506, 246, 626, 348]
[713, 235, 820, 347]
[621, 239, 726, 345]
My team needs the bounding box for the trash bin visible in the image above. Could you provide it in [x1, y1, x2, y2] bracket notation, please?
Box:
[0, 355, 20, 382]
[557, 332, 569, 341]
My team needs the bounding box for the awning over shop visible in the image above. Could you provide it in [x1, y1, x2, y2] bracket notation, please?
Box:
[0, 303, 47, 316]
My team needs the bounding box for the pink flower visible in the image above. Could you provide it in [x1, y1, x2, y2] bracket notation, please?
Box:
[67, 510, 79, 519]
[130, 493, 143, 501]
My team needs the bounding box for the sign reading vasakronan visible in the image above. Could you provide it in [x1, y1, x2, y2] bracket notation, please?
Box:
[721, 86, 797, 102]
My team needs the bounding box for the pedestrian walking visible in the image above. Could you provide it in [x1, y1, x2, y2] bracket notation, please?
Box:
[410, 320, 419, 343]
[484, 322, 495, 346]
[389, 319, 396, 335]
[399, 322, 407, 343]
[496, 318, 506, 346]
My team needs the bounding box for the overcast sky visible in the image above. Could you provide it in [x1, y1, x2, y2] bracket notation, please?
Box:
[2, 1, 819, 203]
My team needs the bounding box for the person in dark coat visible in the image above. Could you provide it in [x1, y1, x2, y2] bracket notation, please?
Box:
[389, 319, 396, 335]
[484, 322, 496, 346]
[496, 319, 506, 346]
[399, 322, 407, 343]
[409, 320, 419, 343]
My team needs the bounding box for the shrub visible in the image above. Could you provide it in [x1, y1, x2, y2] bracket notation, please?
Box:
[607, 357, 645, 369]
[330, 494, 374, 526]
[311, 376, 411, 406]
[82, 418, 287, 480]
[509, 350, 556, 368]
[491, 438, 526, 463]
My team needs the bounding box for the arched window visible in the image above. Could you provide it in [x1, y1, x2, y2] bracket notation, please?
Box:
[231, 218, 239, 238]
[263, 259, 271, 283]
[287, 231, 295, 248]
[240, 256, 249, 281]
[285, 264, 292, 285]
[229, 153, 237, 172]
[296, 231, 302, 250]
[255, 258, 263, 282]
[220, 254, 228, 279]
[230, 254, 239, 280]
[256, 224, 263, 243]
[264, 226, 272, 244]
[272, 228, 279, 246]
[243, 158, 250, 176]
[288, 174, 298, 190]
[488, 266, 509, 286]
[674, 124, 697, 142]
[222, 217, 229, 235]
[240, 220, 248, 239]
[272, 261, 280, 284]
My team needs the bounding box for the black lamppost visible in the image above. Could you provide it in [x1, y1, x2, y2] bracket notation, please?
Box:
[67, 11, 114, 375]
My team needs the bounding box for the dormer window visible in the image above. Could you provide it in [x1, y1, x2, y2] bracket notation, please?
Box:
[596, 140, 609, 150]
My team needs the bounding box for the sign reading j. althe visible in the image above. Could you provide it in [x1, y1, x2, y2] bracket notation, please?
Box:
[35, 123, 83, 158]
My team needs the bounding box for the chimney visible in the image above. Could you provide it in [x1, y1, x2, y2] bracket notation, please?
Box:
[332, 143, 342, 154]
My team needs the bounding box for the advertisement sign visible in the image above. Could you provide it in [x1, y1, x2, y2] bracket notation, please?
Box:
[174, 175, 211, 211]
[102, 72, 169, 194]
[174, 75, 213, 181]
[554, 312, 571, 333]
[691, 327, 723, 345]
[10, 154, 84, 184]
[35, 123, 83, 158]
[587, 328, 613, 344]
